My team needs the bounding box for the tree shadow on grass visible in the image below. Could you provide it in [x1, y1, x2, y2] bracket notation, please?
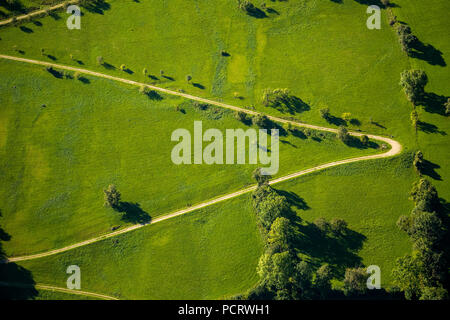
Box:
[117, 202, 151, 225]
[325, 115, 347, 127]
[193, 82, 205, 89]
[19, 25, 32, 33]
[344, 136, 379, 150]
[103, 62, 116, 70]
[145, 90, 163, 101]
[0, 210, 38, 300]
[81, 0, 111, 15]
[417, 121, 446, 135]
[275, 189, 310, 211]
[46, 67, 62, 79]
[246, 7, 267, 19]
[421, 92, 448, 116]
[410, 40, 446, 67]
[294, 222, 366, 277]
[421, 159, 442, 181]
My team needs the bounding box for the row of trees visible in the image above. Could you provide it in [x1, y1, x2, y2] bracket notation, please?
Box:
[249, 170, 333, 299]
[393, 177, 448, 300]
[396, 24, 418, 55]
[245, 169, 371, 300]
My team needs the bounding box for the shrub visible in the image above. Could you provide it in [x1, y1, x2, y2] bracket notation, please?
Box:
[360, 135, 369, 146]
[342, 113, 352, 122]
[234, 111, 247, 123]
[337, 126, 350, 143]
[319, 108, 330, 120]
[252, 114, 271, 129]
[237, 0, 255, 12]
[314, 218, 330, 233]
[96, 56, 104, 65]
[74, 72, 81, 80]
[103, 184, 121, 208]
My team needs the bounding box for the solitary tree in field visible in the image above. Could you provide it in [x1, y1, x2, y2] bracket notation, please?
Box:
[186, 75, 192, 83]
[160, 70, 164, 77]
[120, 64, 126, 71]
[96, 56, 104, 66]
[104, 184, 121, 208]
[142, 68, 148, 77]
[41, 48, 46, 56]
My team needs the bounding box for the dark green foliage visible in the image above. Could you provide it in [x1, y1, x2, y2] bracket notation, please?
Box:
[409, 178, 440, 213]
[399, 70, 428, 105]
[319, 107, 330, 120]
[252, 114, 271, 129]
[360, 135, 369, 147]
[252, 167, 271, 186]
[337, 126, 350, 143]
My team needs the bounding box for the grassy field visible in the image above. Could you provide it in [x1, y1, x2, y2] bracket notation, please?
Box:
[14, 195, 264, 300]
[0, 60, 380, 256]
[0, 0, 448, 299]
[13, 153, 413, 299]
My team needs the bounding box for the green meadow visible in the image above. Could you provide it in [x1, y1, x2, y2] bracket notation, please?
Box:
[0, 0, 448, 299]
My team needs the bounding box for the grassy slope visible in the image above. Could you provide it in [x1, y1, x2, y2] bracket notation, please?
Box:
[392, 0, 450, 199]
[0, 0, 448, 299]
[18, 195, 264, 300]
[0, 60, 378, 256]
[17, 154, 412, 299]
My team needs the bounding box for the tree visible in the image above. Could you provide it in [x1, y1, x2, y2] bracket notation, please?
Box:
[103, 184, 121, 208]
[337, 126, 350, 143]
[120, 64, 126, 71]
[409, 211, 444, 251]
[267, 217, 295, 252]
[252, 114, 271, 129]
[342, 113, 352, 122]
[413, 150, 424, 174]
[314, 217, 330, 233]
[234, 111, 247, 123]
[319, 108, 330, 120]
[314, 264, 333, 298]
[160, 70, 164, 76]
[252, 167, 270, 186]
[399, 70, 428, 105]
[420, 286, 448, 300]
[330, 218, 347, 236]
[410, 110, 419, 130]
[139, 85, 149, 95]
[409, 179, 440, 213]
[96, 56, 104, 66]
[74, 72, 81, 80]
[41, 48, 45, 56]
[360, 135, 369, 146]
[392, 254, 422, 300]
[262, 88, 290, 109]
[237, 0, 255, 13]
[257, 251, 295, 293]
[186, 75, 192, 83]
[343, 267, 368, 296]
[253, 189, 289, 230]
[142, 68, 148, 77]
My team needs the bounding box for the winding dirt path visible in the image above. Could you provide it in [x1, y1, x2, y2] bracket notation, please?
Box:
[0, 281, 119, 300]
[0, 54, 402, 263]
